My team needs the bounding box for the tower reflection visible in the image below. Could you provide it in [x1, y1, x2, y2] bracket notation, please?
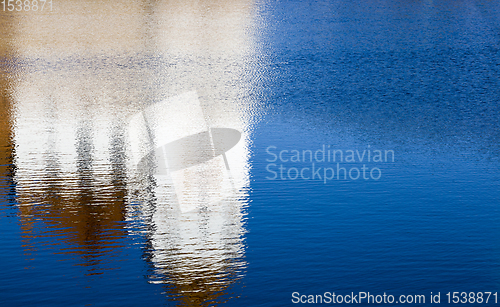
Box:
[3, 0, 260, 303]
[128, 91, 250, 305]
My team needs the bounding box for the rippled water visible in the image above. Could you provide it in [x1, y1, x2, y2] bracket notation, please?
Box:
[1, 0, 500, 306]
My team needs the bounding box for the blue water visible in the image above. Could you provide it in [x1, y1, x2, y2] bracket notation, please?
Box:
[1, 0, 500, 306]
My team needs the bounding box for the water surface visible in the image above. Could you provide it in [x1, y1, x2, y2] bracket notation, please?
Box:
[1, 0, 500, 306]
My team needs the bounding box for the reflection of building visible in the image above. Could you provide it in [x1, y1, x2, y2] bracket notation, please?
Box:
[3, 0, 259, 304]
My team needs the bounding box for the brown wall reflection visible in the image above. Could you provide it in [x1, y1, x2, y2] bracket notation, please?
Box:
[0, 58, 16, 211]
[15, 116, 129, 271]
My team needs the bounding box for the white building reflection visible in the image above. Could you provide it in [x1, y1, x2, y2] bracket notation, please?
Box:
[2, 0, 262, 304]
[127, 91, 252, 304]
